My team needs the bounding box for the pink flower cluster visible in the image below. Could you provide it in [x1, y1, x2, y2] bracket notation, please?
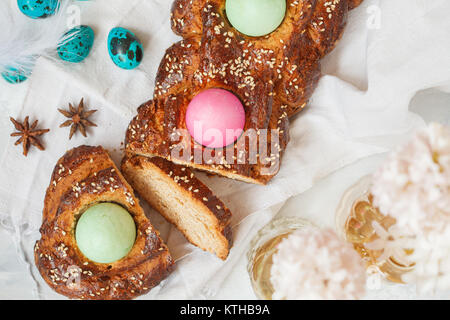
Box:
[270, 227, 366, 300]
[371, 123, 450, 292]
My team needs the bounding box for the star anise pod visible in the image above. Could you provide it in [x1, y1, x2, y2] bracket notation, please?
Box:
[10, 116, 50, 157]
[58, 98, 97, 139]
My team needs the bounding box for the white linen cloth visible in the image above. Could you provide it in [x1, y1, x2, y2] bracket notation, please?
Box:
[0, 0, 449, 299]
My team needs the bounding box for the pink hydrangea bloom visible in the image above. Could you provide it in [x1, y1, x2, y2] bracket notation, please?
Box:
[270, 227, 366, 300]
[371, 123, 450, 292]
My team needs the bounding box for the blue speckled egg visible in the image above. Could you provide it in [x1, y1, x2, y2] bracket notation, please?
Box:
[1, 66, 30, 84]
[17, 0, 59, 19]
[57, 26, 95, 63]
[107, 27, 143, 70]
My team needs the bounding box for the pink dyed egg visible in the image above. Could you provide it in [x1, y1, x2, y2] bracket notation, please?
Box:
[186, 88, 245, 148]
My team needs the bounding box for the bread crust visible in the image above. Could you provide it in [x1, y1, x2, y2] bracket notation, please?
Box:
[125, 0, 363, 185]
[348, 0, 364, 10]
[122, 155, 232, 260]
[35, 146, 173, 300]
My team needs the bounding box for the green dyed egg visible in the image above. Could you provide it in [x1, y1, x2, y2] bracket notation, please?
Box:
[75, 203, 136, 264]
[226, 0, 286, 37]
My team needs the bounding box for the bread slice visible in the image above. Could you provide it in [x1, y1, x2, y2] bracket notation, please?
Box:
[122, 155, 232, 260]
[35, 146, 173, 300]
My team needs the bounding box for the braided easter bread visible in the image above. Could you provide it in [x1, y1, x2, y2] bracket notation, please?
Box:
[34, 146, 173, 300]
[125, 0, 363, 185]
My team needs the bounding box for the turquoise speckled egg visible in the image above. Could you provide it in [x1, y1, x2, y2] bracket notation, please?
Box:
[57, 26, 95, 63]
[17, 0, 59, 19]
[1, 66, 30, 84]
[107, 27, 143, 70]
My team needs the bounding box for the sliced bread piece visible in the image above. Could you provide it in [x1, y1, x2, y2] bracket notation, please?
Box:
[122, 155, 232, 260]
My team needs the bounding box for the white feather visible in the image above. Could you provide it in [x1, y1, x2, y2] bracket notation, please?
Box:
[0, 0, 79, 78]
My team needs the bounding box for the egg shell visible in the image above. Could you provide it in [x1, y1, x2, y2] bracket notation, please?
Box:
[75, 203, 136, 264]
[17, 0, 59, 19]
[1, 66, 30, 84]
[57, 26, 95, 63]
[226, 0, 286, 37]
[186, 88, 246, 149]
[107, 27, 143, 70]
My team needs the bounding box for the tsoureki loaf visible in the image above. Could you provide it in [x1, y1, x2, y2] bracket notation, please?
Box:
[125, 0, 364, 185]
[35, 146, 173, 300]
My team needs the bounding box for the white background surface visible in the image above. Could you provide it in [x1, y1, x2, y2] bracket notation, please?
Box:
[0, 0, 449, 300]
